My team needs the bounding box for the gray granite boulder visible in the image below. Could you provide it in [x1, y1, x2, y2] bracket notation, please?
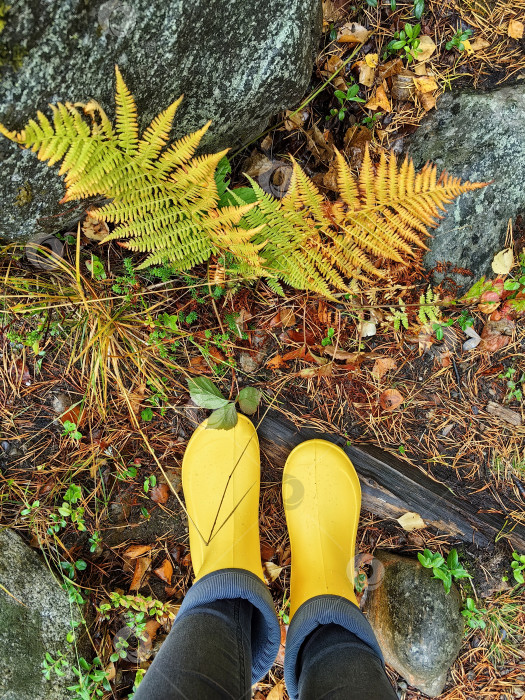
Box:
[0, 0, 321, 242]
[363, 550, 464, 697]
[406, 85, 525, 291]
[0, 528, 82, 699]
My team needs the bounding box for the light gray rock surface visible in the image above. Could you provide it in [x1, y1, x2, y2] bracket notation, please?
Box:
[0, 528, 81, 699]
[406, 85, 525, 290]
[0, 0, 321, 242]
[363, 550, 464, 697]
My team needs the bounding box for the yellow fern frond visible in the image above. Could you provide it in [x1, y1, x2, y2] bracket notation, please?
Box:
[0, 67, 487, 298]
[137, 96, 183, 167]
[114, 65, 139, 154]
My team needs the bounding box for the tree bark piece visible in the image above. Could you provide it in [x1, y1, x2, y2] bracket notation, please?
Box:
[257, 410, 525, 550]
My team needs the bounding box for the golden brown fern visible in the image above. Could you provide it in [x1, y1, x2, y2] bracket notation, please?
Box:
[0, 66, 486, 296]
[233, 147, 485, 295]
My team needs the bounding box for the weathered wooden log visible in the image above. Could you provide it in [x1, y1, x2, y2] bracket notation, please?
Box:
[257, 410, 525, 551]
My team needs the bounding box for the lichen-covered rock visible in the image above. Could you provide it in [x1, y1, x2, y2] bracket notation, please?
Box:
[0, 528, 81, 699]
[0, 0, 321, 242]
[406, 85, 525, 291]
[363, 550, 464, 697]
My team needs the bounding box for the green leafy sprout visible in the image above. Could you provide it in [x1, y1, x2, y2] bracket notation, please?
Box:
[462, 597, 487, 630]
[446, 28, 473, 51]
[418, 548, 471, 594]
[384, 23, 422, 63]
[511, 551, 525, 584]
[327, 83, 365, 121]
[187, 376, 262, 430]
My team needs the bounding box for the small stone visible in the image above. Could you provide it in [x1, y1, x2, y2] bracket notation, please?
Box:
[363, 550, 464, 697]
[51, 392, 72, 416]
[239, 352, 261, 374]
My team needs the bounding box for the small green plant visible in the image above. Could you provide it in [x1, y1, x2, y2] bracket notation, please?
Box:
[69, 656, 112, 698]
[60, 558, 87, 580]
[418, 548, 471, 594]
[321, 327, 336, 346]
[462, 597, 487, 630]
[327, 83, 365, 121]
[20, 499, 40, 516]
[384, 23, 422, 63]
[143, 474, 157, 494]
[88, 530, 102, 553]
[62, 420, 82, 441]
[498, 367, 524, 403]
[85, 254, 106, 280]
[187, 376, 262, 430]
[361, 112, 382, 129]
[511, 551, 525, 584]
[278, 592, 291, 625]
[354, 571, 367, 593]
[111, 257, 138, 300]
[446, 28, 473, 51]
[98, 591, 174, 622]
[48, 484, 87, 533]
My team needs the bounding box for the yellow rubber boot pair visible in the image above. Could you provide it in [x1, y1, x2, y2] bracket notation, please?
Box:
[183, 414, 360, 617]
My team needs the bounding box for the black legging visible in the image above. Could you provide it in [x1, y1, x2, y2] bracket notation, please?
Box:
[134, 598, 397, 699]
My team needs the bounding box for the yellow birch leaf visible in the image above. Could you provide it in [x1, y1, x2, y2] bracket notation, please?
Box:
[491, 248, 513, 275]
[508, 19, 524, 39]
[397, 512, 426, 531]
[414, 76, 438, 94]
[365, 84, 391, 112]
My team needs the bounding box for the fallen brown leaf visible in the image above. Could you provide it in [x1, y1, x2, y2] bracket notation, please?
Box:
[379, 389, 403, 412]
[129, 556, 151, 591]
[123, 544, 152, 559]
[371, 357, 397, 379]
[479, 318, 514, 353]
[365, 83, 391, 112]
[154, 559, 173, 584]
[260, 542, 276, 561]
[12, 359, 31, 386]
[337, 22, 371, 43]
[150, 482, 170, 504]
[275, 624, 287, 666]
[266, 354, 287, 370]
[323, 345, 361, 362]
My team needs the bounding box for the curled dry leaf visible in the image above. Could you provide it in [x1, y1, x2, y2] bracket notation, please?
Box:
[365, 83, 391, 112]
[123, 544, 152, 559]
[154, 559, 173, 584]
[508, 19, 524, 39]
[322, 345, 361, 362]
[129, 555, 151, 592]
[337, 22, 371, 44]
[150, 482, 170, 504]
[264, 561, 284, 583]
[379, 388, 403, 412]
[12, 359, 31, 386]
[415, 35, 436, 61]
[299, 362, 333, 378]
[371, 357, 397, 379]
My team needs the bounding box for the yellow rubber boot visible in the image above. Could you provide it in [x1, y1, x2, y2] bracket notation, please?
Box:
[182, 413, 264, 581]
[283, 440, 361, 617]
